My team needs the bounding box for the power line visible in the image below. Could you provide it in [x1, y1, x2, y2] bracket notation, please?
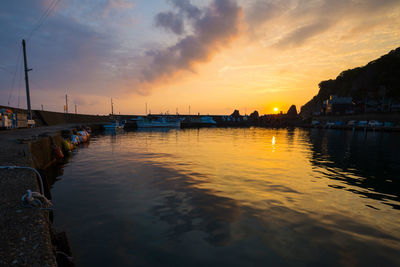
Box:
[27, 0, 61, 41]
[7, 45, 23, 106]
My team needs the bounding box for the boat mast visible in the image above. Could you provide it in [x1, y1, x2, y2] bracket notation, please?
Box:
[111, 98, 114, 115]
[65, 93, 68, 114]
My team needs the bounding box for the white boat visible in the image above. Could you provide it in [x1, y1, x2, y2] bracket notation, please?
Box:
[104, 120, 124, 129]
[136, 116, 180, 128]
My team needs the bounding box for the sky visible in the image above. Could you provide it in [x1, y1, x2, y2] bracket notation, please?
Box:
[1, 0, 399, 115]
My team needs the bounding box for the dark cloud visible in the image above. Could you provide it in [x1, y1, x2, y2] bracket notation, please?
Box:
[154, 0, 203, 35]
[169, 0, 202, 19]
[155, 11, 184, 35]
[143, 0, 242, 83]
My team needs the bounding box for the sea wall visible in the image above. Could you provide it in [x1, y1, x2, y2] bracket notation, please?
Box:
[0, 105, 110, 127]
[34, 110, 110, 126]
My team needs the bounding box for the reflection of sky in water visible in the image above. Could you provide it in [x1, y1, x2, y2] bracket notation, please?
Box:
[52, 128, 400, 266]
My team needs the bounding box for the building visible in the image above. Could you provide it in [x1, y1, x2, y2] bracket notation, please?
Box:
[325, 95, 353, 115]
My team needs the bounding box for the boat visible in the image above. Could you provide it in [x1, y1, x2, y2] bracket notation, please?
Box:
[136, 116, 180, 128]
[104, 120, 124, 129]
[181, 116, 217, 128]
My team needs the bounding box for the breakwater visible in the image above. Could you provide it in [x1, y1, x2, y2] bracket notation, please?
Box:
[35, 111, 110, 126]
[0, 105, 110, 127]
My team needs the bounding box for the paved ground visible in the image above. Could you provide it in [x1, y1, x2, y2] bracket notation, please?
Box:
[0, 124, 104, 266]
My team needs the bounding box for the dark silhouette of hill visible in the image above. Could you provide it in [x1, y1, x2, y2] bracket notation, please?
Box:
[301, 47, 400, 117]
[287, 105, 297, 118]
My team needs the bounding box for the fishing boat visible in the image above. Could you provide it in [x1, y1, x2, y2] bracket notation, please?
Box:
[136, 116, 180, 128]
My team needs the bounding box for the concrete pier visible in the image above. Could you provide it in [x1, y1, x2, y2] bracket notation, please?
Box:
[0, 124, 103, 266]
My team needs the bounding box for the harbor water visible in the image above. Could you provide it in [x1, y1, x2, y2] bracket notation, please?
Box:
[51, 128, 400, 266]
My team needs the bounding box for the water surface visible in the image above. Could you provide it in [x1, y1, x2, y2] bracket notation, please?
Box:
[52, 128, 400, 266]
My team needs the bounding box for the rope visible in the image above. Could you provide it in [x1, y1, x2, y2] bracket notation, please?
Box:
[21, 189, 53, 210]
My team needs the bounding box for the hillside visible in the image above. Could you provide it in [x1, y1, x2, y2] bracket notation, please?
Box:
[300, 47, 400, 117]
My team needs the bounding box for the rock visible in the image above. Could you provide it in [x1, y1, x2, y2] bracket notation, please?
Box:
[230, 109, 241, 119]
[249, 110, 259, 121]
[287, 105, 298, 118]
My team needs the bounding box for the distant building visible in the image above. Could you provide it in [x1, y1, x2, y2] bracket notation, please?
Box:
[325, 95, 353, 115]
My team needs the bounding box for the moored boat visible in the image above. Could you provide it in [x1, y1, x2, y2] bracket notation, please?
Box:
[104, 120, 124, 129]
[136, 116, 180, 128]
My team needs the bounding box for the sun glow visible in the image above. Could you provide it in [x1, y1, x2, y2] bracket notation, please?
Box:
[274, 107, 279, 113]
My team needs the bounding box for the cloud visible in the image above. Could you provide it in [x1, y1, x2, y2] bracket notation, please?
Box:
[0, 0, 142, 110]
[155, 11, 184, 35]
[168, 0, 202, 19]
[247, 0, 400, 49]
[142, 0, 242, 83]
[246, 0, 286, 27]
[154, 0, 203, 35]
[273, 19, 333, 48]
[102, 0, 135, 17]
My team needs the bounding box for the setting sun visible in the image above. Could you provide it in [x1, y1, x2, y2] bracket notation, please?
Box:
[274, 107, 279, 113]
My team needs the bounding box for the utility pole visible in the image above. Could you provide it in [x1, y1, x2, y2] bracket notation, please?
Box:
[75, 104, 77, 114]
[22, 39, 32, 120]
[65, 93, 68, 114]
[145, 102, 148, 115]
[41, 104, 43, 111]
[189, 105, 191, 115]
